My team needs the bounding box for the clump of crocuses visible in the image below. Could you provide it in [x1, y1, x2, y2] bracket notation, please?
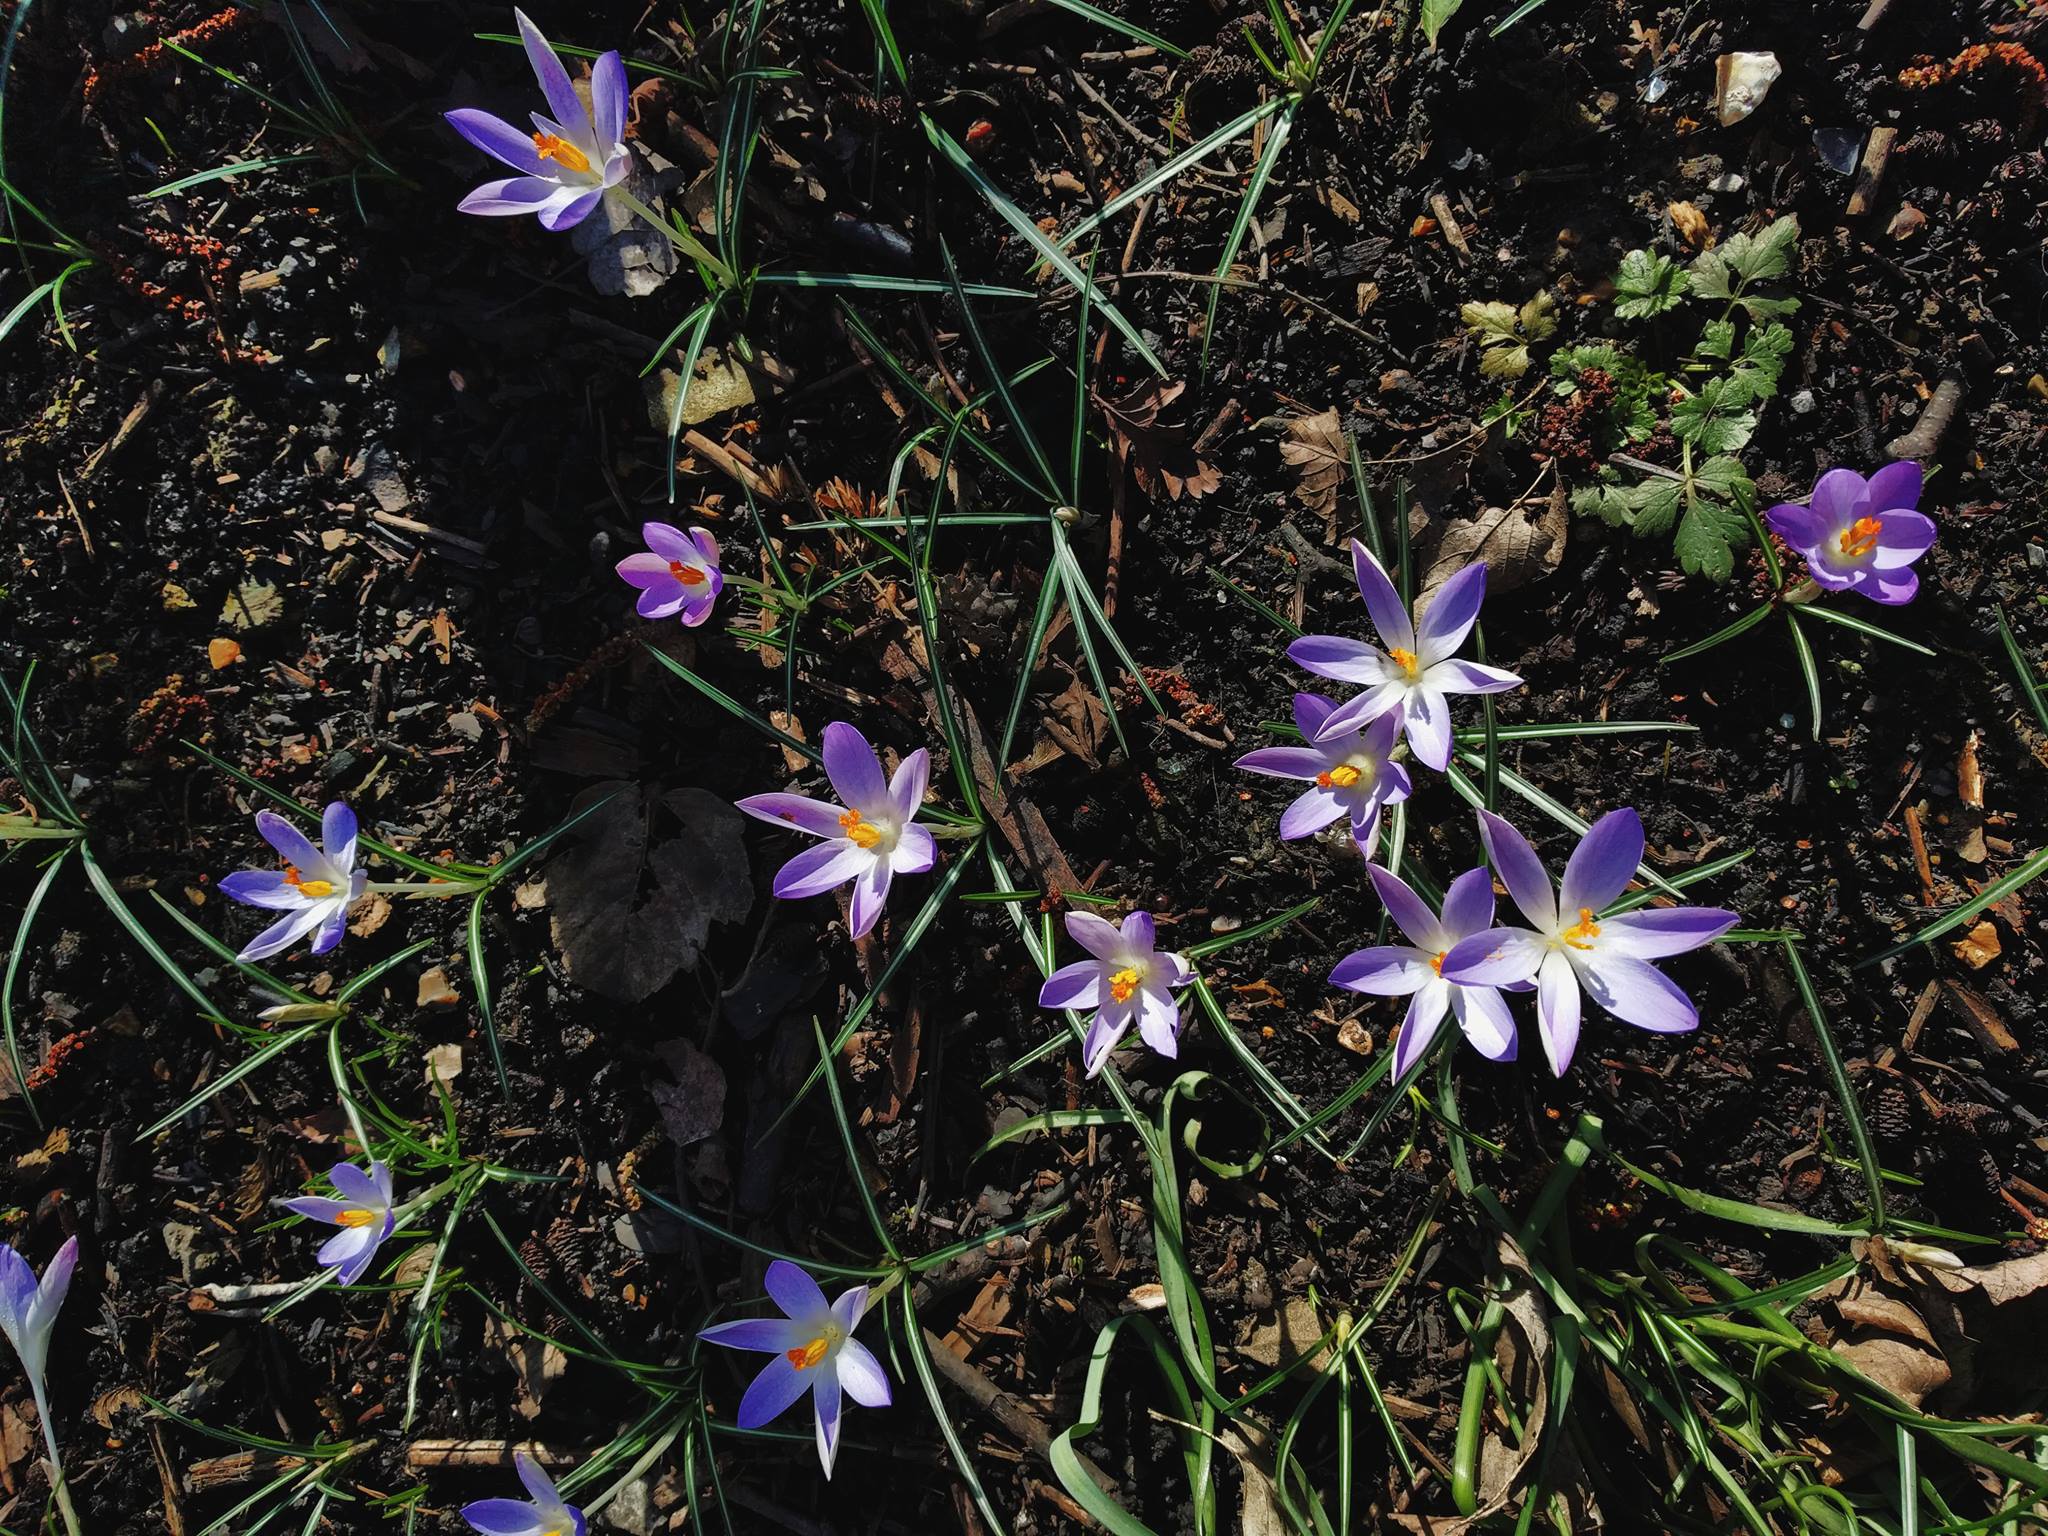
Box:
[1439, 809, 1737, 1075]
[445, 10, 628, 230]
[1766, 462, 1934, 605]
[1289, 544, 1521, 770]
[281, 1162, 396, 1285]
[219, 802, 366, 962]
[1039, 910, 1193, 1077]
[736, 723, 934, 940]
[462, 1452, 586, 1536]
[617, 522, 723, 624]
[698, 1261, 892, 1478]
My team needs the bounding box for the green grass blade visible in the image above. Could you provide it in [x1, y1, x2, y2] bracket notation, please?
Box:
[641, 645, 821, 764]
[813, 1018, 901, 1260]
[1995, 602, 2048, 735]
[1205, 567, 1300, 638]
[1200, 104, 1294, 368]
[851, 0, 910, 88]
[144, 156, 322, 197]
[1183, 896, 1317, 959]
[897, 1288, 1012, 1534]
[662, 301, 720, 505]
[1662, 599, 1774, 663]
[2, 846, 70, 1127]
[941, 239, 1061, 501]
[1051, 520, 1165, 717]
[138, 1020, 329, 1137]
[753, 271, 1031, 297]
[1446, 758, 1686, 898]
[1784, 608, 1825, 741]
[79, 841, 224, 1021]
[1041, 0, 1188, 55]
[1780, 938, 1884, 1230]
[997, 560, 1069, 769]
[1056, 99, 1281, 256]
[1795, 601, 1937, 657]
[468, 890, 508, 1094]
[1855, 841, 2048, 969]
[924, 116, 1166, 376]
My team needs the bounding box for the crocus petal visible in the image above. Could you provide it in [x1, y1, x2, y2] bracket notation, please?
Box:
[891, 823, 936, 875]
[1119, 911, 1156, 954]
[1350, 540, 1417, 654]
[1133, 987, 1179, 1058]
[1866, 568, 1918, 605]
[1765, 501, 1826, 548]
[310, 902, 348, 956]
[771, 840, 869, 901]
[218, 870, 304, 910]
[1367, 865, 1445, 952]
[1415, 561, 1485, 666]
[813, 1366, 843, 1478]
[1040, 960, 1105, 1010]
[254, 810, 323, 875]
[764, 1260, 831, 1323]
[677, 585, 721, 627]
[698, 1317, 807, 1353]
[461, 1497, 547, 1536]
[0, 1249, 35, 1335]
[444, 108, 548, 174]
[1159, 951, 1196, 988]
[642, 521, 695, 562]
[734, 793, 847, 839]
[1424, 659, 1523, 696]
[1476, 810, 1556, 931]
[1402, 687, 1453, 772]
[1559, 808, 1643, 916]
[1599, 907, 1739, 959]
[515, 1452, 563, 1510]
[328, 1162, 383, 1207]
[690, 526, 722, 566]
[537, 187, 603, 231]
[1235, 746, 1329, 782]
[1065, 911, 1124, 961]
[736, 1354, 813, 1430]
[1292, 692, 1339, 739]
[616, 552, 679, 589]
[318, 1226, 375, 1280]
[590, 50, 628, 147]
[238, 902, 331, 962]
[1080, 1008, 1127, 1077]
[1314, 682, 1408, 743]
[1809, 467, 1869, 530]
[1288, 634, 1391, 685]
[1450, 985, 1518, 1061]
[1439, 926, 1546, 987]
[1575, 954, 1698, 1034]
[889, 749, 931, 824]
[1870, 509, 1936, 568]
[847, 861, 892, 939]
[635, 583, 686, 619]
[33, 1238, 76, 1325]
[830, 1284, 871, 1335]
[1436, 866, 1497, 943]
[1535, 951, 1581, 1076]
[1862, 460, 1922, 516]
[515, 9, 588, 135]
[1278, 787, 1347, 840]
[835, 1338, 892, 1408]
[821, 722, 888, 815]
[1391, 983, 1450, 1078]
[1331, 944, 1435, 997]
[457, 176, 567, 217]
[281, 1195, 349, 1224]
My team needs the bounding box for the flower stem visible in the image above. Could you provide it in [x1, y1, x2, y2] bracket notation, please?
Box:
[361, 880, 483, 899]
[30, 1380, 83, 1536]
[610, 187, 734, 287]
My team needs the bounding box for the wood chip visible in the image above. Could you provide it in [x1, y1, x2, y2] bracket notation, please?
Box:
[1847, 126, 1897, 218]
[1942, 981, 2016, 1051]
[1952, 921, 2001, 970]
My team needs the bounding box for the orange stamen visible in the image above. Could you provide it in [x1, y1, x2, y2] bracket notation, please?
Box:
[1431, 951, 1446, 975]
[838, 808, 883, 849]
[531, 131, 591, 174]
[1838, 516, 1882, 559]
[336, 1208, 379, 1228]
[1109, 967, 1141, 1004]
[282, 865, 337, 899]
[1389, 647, 1420, 676]
[668, 561, 707, 586]
[1316, 763, 1364, 789]
[786, 1335, 830, 1370]
[1562, 907, 1601, 950]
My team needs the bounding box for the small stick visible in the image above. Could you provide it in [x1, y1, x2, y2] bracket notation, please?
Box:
[404, 1440, 577, 1470]
[919, 1327, 1120, 1494]
[1856, 0, 1894, 30]
[1846, 126, 1897, 217]
[1902, 805, 1936, 905]
[1883, 372, 1965, 460]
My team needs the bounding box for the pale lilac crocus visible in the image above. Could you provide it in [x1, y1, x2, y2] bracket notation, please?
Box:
[444, 10, 628, 231]
[616, 522, 723, 623]
[0, 1238, 79, 1527]
[219, 802, 366, 962]
[1288, 542, 1522, 770]
[1039, 910, 1194, 1077]
[281, 1162, 396, 1285]
[1440, 809, 1738, 1076]
[697, 1261, 892, 1479]
[1766, 462, 1935, 606]
[461, 1452, 586, 1536]
[1331, 867, 1522, 1078]
[735, 723, 935, 940]
[1235, 695, 1411, 858]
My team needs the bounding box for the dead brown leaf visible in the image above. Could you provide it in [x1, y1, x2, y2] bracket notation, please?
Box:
[1413, 486, 1566, 616]
[1276, 408, 1346, 532]
[1667, 200, 1710, 248]
[1952, 921, 2001, 970]
[1942, 981, 2016, 1050]
[1099, 379, 1220, 502]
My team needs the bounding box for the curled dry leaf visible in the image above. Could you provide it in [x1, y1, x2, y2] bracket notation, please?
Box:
[1099, 379, 1221, 501]
[1823, 1245, 2048, 1411]
[1412, 485, 1567, 619]
[1277, 407, 1346, 531]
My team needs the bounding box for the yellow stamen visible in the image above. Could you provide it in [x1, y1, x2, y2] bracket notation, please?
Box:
[1562, 907, 1601, 950]
[1389, 646, 1420, 676]
[1317, 763, 1364, 789]
[283, 866, 337, 899]
[1838, 516, 1882, 559]
[531, 131, 591, 174]
[668, 561, 707, 586]
[839, 808, 883, 849]
[786, 1335, 830, 1370]
[336, 1208, 379, 1228]
[1431, 951, 1446, 975]
[1108, 967, 1141, 1004]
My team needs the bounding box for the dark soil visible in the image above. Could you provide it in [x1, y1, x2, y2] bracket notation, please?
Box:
[4, 0, 2046, 1531]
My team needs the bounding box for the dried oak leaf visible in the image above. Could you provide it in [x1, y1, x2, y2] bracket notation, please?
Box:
[1412, 486, 1566, 617]
[548, 782, 753, 1002]
[1277, 408, 1346, 529]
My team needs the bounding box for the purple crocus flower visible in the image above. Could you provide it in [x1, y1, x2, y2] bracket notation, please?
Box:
[1331, 867, 1522, 1078]
[1439, 809, 1737, 1076]
[0, 1237, 77, 1395]
[616, 522, 723, 624]
[461, 1452, 586, 1536]
[281, 1162, 396, 1285]
[444, 10, 628, 231]
[1235, 695, 1411, 858]
[735, 723, 935, 940]
[1039, 910, 1194, 1077]
[219, 802, 367, 962]
[1765, 463, 1935, 606]
[697, 1261, 892, 1479]
[1288, 542, 1522, 770]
